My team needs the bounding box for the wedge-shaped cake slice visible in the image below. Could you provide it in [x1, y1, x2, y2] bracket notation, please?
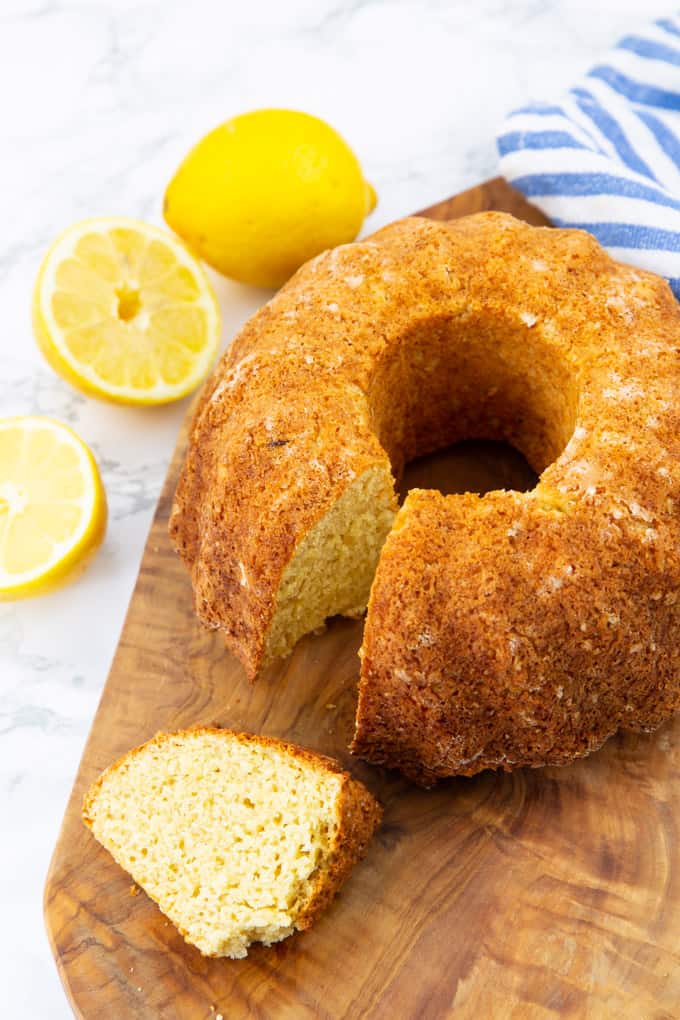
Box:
[83, 727, 382, 959]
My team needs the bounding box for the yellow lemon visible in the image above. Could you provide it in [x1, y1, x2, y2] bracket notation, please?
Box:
[0, 417, 107, 600]
[33, 217, 221, 405]
[164, 109, 377, 288]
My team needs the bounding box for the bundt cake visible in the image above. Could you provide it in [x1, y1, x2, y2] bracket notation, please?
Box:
[171, 212, 680, 782]
[83, 728, 381, 958]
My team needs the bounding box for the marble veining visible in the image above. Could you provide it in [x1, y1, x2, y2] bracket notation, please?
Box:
[0, 0, 657, 1014]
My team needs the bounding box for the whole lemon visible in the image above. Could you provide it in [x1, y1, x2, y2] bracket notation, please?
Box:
[163, 109, 377, 289]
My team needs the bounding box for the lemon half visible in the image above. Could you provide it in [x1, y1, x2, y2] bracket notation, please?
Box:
[33, 217, 221, 405]
[0, 417, 107, 600]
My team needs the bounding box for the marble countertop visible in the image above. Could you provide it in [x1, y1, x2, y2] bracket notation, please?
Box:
[0, 0, 660, 1014]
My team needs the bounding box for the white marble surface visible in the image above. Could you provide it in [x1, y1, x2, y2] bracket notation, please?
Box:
[0, 0, 663, 1014]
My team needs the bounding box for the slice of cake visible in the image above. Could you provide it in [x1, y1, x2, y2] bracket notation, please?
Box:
[82, 727, 381, 959]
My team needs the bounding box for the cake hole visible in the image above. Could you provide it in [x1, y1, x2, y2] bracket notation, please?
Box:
[115, 283, 142, 322]
[400, 439, 538, 501]
[369, 312, 578, 490]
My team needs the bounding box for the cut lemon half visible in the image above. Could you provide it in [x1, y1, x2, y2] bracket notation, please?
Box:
[33, 217, 221, 405]
[0, 417, 107, 599]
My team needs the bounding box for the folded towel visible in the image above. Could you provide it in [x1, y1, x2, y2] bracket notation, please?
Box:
[498, 15, 680, 299]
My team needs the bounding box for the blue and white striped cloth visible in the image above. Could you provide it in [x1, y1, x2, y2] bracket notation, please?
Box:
[497, 15, 680, 299]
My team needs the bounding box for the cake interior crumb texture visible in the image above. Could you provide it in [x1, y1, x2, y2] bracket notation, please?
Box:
[83, 729, 381, 959]
[263, 465, 397, 666]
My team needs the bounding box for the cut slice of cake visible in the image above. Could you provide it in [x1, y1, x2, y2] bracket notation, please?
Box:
[82, 728, 382, 959]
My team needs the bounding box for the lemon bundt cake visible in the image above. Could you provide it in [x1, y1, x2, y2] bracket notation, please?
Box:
[171, 213, 680, 781]
[83, 728, 381, 958]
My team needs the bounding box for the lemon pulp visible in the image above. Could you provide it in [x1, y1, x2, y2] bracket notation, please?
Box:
[0, 417, 107, 599]
[33, 218, 221, 405]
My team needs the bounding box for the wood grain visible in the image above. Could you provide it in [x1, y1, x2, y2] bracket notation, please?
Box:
[45, 177, 680, 1019]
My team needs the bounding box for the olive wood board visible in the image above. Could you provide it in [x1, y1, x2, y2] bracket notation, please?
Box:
[45, 177, 680, 1019]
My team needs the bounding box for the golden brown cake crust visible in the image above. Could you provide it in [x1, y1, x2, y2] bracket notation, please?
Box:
[296, 774, 382, 930]
[347, 218, 680, 785]
[171, 212, 679, 782]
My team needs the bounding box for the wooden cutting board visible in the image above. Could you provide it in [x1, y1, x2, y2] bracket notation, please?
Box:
[45, 178, 680, 1020]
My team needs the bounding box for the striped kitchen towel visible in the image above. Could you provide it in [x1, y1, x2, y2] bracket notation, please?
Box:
[497, 15, 680, 299]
